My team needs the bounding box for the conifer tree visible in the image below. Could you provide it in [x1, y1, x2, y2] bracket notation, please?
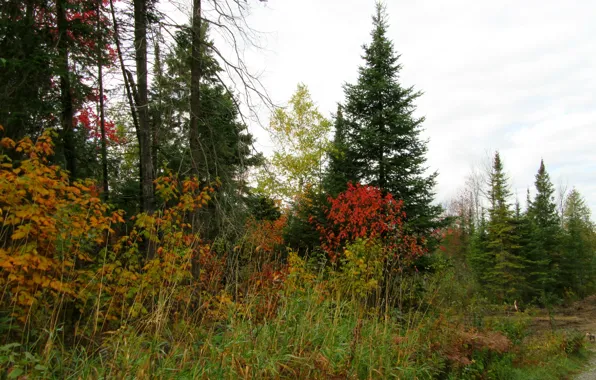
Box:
[527, 160, 561, 294]
[142, 26, 262, 241]
[511, 199, 534, 300]
[485, 152, 525, 301]
[560, 189, 596, 297]
[323, 105, 358, 197]
[469, 209, 492, 285]
[342, 2, 441, 234]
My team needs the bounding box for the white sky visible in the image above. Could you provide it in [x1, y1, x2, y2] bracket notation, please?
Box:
[167, 0, 596, 215]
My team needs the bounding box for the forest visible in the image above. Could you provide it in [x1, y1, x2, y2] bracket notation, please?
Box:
[1, 0, 596, 378]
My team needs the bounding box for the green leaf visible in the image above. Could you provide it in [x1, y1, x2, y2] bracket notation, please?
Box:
[8, 367, 24, 379]
[0, 343, 21, 352]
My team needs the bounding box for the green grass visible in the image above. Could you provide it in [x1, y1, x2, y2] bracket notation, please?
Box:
[2, 287, 591, 379]
[1, 261, 592, 380]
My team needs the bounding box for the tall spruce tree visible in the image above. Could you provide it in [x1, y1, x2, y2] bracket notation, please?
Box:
[342, 2, 441, 235]
[323, 105, 358, 197]
[527, 160, 561, 295]
[469, 209, 492, 285]
[511, 199, 534, 300]
[561, 189, 596, 297]
[485, 152, 525, 301]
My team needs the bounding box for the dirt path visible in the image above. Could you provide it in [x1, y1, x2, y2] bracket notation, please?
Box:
[530, 295, 596, 333]
[526, 295, 596, 379]
[575, 348, 596, 380]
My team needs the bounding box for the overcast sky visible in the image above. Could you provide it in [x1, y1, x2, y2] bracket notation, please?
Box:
[170, 0, 596, 215]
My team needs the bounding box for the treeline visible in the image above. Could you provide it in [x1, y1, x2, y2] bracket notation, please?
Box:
[1, 0, 594, 319]
[446, 153, 596, 304]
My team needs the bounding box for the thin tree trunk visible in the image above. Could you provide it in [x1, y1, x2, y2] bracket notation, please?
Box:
[134, 0, 154, 213]
[109, 0, 140, 136]
[110, 0, 142, 207]
[97, 0, 109, 197]
[57, 0, 76, 178]
[134, 0, 155, 260]
[190, 0, 202, 279]
[152, 27, 162, 178]
[125, 70, 146, 210]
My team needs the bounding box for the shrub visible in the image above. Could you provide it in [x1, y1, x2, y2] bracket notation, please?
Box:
[0, 130, 123, 325]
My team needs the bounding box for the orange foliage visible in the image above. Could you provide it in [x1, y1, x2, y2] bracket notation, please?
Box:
[0, 130, 123, 322]
[245, 263, 288, 321]
[93, 173, 217, 325]
[0, 127, 288, 332]
[244, 215, 287, 255]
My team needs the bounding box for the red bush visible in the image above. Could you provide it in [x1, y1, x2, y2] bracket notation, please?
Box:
[316, 183, 425, 263]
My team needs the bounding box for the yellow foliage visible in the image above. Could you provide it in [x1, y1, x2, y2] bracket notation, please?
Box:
[0, 130, 122, 323]
[330, 239, 384, 299]
[285, 250, 317, 293]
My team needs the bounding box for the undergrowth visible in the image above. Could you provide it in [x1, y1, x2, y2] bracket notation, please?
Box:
[0, 131, 591, 379]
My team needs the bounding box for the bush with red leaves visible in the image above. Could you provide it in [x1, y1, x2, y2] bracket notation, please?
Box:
[315, 183, 425, 263]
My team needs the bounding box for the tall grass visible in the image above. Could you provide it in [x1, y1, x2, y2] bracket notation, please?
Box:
[2, 261, 590, 379]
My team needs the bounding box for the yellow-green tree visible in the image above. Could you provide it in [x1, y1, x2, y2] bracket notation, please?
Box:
[258, 84, 331, 201]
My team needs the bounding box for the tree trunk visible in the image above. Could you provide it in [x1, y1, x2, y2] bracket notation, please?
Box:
[57, 0, 76, 178]
[152, 28, 162, 178]
[110, 0, 141, 207]
[97, 0, 109, 197]
[134, 0, 154, 213]
[125, 69, 145, 211]
[134, 0, 155, 259]
[109, 0, 140, 145]
[190, 0, 202, 279]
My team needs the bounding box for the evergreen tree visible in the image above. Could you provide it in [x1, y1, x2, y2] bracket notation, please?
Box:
[323, 105, 358, 197]
[527, 160, 561, 295]
[0, 0, 113, 178]
[342, 2, 442, 235]
[560, 189, 596, 297]
[0, 0, 56, 142]
[469, 209, 492, 285]
[485, 152, 525, 301]
[144, 26, 262, 240]
[283, 184, 328, 255]
[511, 199, 534, 300]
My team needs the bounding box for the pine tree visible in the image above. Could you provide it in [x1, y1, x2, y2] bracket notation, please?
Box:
[511, 199, 534, 300]
[0, 0, 56, 141]
[323, 105, 358, 197]
[527, 160, 561, 295]
[560, 189, 596, 297]
[1, 0, 114, 180]
[342, 2, 442, 234]
[469, 209, 492, 285]
[485, 152, 525, 301]
[143, 26, 262, 241]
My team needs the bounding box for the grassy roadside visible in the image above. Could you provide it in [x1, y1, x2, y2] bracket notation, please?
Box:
[1, 271, 591, 379]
